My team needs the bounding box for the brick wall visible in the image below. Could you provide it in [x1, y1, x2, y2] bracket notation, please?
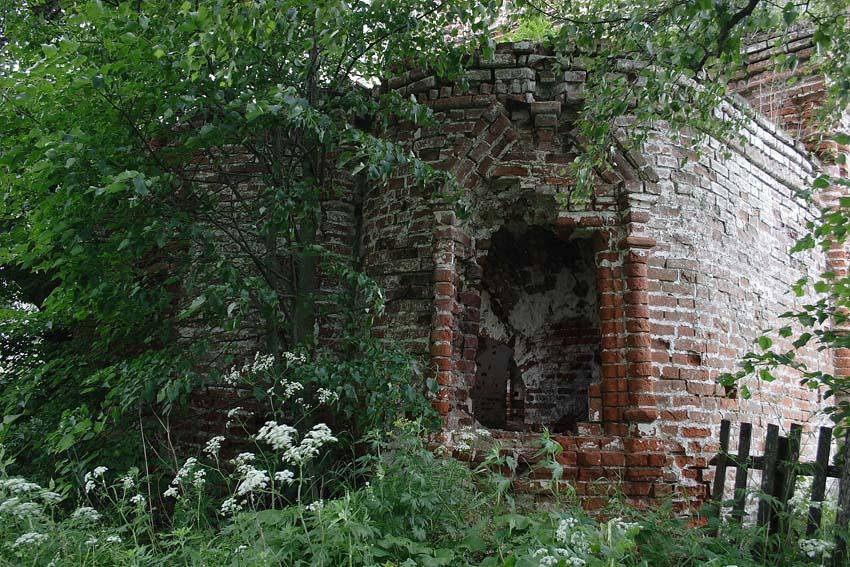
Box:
[372, 41, 838, 506]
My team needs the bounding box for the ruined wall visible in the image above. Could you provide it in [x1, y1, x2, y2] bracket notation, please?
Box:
[370, 41, 836, 506]
[643, 108, 833, 490]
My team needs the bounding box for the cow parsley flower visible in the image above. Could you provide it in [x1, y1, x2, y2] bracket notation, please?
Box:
[230, 453, 257, 469]
[121, 475, 135, 490]
[274, 470, 295, 484]
[104, 534, 122, 544]
[283, 351, 307, 366]
[163, 486, 179, 499]
[204, 435, 225, 457]
[305, 499, 324, 512]
[236, 466, 269, 496]
[257, 421, 298, 451]
[71, 506, 101, 523]
[83, 466, 108, 493]
[799, 538, 835, 558]
[283, 423, 337, 465]
[130, 494, 146, 505]
[0, 498, 43, 520]
[13, 532, 48, 548]
[316, 388, 338, 404]
[556, 518, 578, 544]
[41, 491, 62, 504]
[0, 478, 42, 494]
[221, 497, 243, 515]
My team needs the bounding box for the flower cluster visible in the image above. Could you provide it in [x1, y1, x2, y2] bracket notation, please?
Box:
[223, 352, 275, 386]
[316, 388, 338, 405]
[274, 470, 295, 484]
[450, 427, 491, 452]
[305, 499, 324, 513]
[164, 457, 206, 499]
[204, 435, 225, 458]
[283, 351, 307, 366]
[799, 538, 835, 559]
[257, 421, 298, 451]
[0, 478, 42, 494]
[552, 516, 591, 560]
[533, 547, 585, 566]
[236, 467, 269, 497]
[84, 466, 108, 493]
[71, 506, 101, 523]
[256, 421, 337, 465]
[0, 477, 61, 511]
[283, 424, 338, 465]
[12, 532, 48, 548]
[219, 452, 272, 515]
[0, 497, 43, 520]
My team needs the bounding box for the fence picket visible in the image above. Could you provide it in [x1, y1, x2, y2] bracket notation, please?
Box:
[834, 428, 850, 567]
[806, 426, 832, 537]
[712, 419, 731, 503]
[757, 424, 780, 528]
[732, 422, 752, 523]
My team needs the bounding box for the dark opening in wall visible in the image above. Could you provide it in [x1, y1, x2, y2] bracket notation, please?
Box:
[471, 223, 601, 433]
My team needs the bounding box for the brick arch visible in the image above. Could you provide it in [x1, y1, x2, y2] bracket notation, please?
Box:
[426, 100, 661, 439]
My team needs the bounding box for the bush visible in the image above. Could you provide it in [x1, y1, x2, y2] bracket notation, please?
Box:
[1, 419, 841, 566]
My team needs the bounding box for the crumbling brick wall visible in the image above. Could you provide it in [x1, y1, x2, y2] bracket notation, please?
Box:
[367, 41, 838, 506]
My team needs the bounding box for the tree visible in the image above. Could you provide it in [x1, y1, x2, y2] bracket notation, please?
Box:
[0, 0, 495, 472]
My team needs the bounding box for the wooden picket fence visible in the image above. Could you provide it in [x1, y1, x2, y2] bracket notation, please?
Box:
[709, 419, 850, 565]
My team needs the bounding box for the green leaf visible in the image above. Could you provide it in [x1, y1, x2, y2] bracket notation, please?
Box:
[133, 175, 149, 196]
[758, 336, 773, 351]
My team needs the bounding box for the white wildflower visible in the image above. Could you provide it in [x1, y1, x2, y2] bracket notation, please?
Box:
[226, 407, 246, 419]
[257, 421, 298, 451]
[86, 536, 98, 546]
[71, 506, 101, 523]
[231, 452, 255, 468]
[0, 498, 43, 520]
[274, 470, 295, 484]
[12, 532, 48, 548]
[305, 499, 323, 512]
[0, 478, 42, 493]
[235, 544, 248, 553]
[282, 423, 337, 465]
[41, 491, 62, 504]
[316, 388, 338, 404]
[236, 466, 269, 496]
[204, 435, 224, 457]
[221, 497, 242, 515]
[279, 379, 304, 400]
[130, 494, 146, 505]
[283, 351, 307, 366]
[611, 517, 640, 533]
[249, 352, 275, 373]
[121, 475, 135, 490]
[799, 538, 835, 558]
[83, 466, 108, 493]
[223, 366, 241, 386]
[174, 458, 198, 482]
[556, 517, 578, 544]
[163, 486, 179, 499]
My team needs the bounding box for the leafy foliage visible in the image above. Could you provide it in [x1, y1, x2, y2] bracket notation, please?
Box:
[0, 0, 496, 469]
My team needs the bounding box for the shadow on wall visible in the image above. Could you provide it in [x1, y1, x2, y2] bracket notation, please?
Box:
[471, 223, 601, 434]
